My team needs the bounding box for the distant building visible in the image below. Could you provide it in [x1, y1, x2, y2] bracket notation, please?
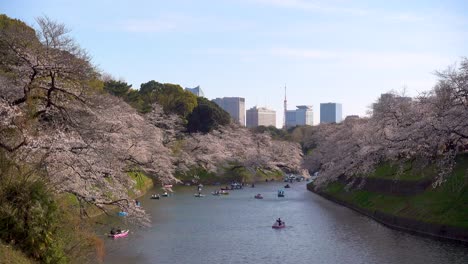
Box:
[285, 105, 313, 128]
[345, 115, 360, 121]
[212, 97, 245, 126]
[320, 103, 342, 123]
[246, 106, 276, 128]
[185, 86, 204, 97]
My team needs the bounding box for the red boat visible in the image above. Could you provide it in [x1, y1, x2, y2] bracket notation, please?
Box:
[272, 222, 286, 229]
[108, 230, 129, 239]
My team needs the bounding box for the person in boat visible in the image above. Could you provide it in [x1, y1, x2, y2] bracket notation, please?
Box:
[110, 227, 116, 235]
[276, 218, 282, 226]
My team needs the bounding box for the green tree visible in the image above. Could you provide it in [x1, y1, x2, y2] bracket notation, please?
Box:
[187, 97, 231, 133]
[0, 151, 66, 263]
[140, 81, 197, 117]
[103, 80, 132, 97]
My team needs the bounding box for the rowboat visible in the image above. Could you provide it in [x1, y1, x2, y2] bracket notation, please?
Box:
[118, 211, 128, 217]
[272, 222, 286, 229]
[109, 230, 129, 238]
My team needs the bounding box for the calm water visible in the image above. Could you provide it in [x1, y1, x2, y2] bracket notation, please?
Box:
[102, 181, 468, 264]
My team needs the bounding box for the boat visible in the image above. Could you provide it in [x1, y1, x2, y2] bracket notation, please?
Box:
[284, 184, 290, 188]
[272, 222, 286, 229]
[118, 211, 128, 217]
[161, 192, 169, 197]
[277, 190, 285, 197]
[220, 190, 229, 195]
[254, 194, 263, 199]
[150, 194, 160, 199]
[212, 191, 220, 196]
[109, 230, 129, 238]
[194, 193, 205, 197]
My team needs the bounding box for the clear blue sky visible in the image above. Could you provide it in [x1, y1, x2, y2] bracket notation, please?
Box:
[3, 0, 468, 126]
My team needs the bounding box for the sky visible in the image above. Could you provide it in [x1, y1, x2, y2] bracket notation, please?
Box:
[2, 0, 468, 126]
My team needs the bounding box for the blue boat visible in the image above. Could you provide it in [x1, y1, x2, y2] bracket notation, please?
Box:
[277, 190, 285, 197]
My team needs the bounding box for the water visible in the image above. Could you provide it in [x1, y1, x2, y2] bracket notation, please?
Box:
[102, 181, 468, 264]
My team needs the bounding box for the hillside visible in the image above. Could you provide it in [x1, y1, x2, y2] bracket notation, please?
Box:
[0, 14, 305, 263]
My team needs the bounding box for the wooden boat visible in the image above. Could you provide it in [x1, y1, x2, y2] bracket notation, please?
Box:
[272, 222, 286, 229]
[109, 230, 129, 238]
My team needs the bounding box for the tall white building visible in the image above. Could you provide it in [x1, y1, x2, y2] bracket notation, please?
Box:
[212, 97, 245, 126]
[246, 106, 276, 128]
[285, 105, 313, 128]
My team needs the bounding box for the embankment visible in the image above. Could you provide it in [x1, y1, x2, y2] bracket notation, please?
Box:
[308, 155, 468, 243]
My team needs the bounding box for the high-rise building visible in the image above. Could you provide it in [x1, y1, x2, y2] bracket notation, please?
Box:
[246, 106, 276, 128]
[212, 97, 245, 126]
[285, 105, 313, 128]
[320, 103, 342, 123]
[283, 85, 287, 129]
[185, 86, 204, 97]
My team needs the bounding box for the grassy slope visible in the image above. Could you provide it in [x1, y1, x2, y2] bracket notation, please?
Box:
[321, 155, 468, 228]
[0, 242, 35, 264]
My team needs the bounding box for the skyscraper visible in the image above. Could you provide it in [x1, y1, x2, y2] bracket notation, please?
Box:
[285, 105, 313, 128]
[320, 103, 342, 123]
[246, 106, 276, 128]
[185, 86, 204, 97]
[212, 97, 245, 126]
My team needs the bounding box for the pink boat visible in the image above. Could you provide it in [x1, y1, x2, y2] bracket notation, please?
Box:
[272, 222, 286, 229]
[109, 230, 129, 239]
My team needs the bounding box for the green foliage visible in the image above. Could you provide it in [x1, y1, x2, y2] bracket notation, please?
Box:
[0, 155, 67, 263]
[0, 150, 103, 263]
[175, 166, 219, 184]
[321, 154, 468, 228]
[186, 97, 231, 133]
[103, 80, 198, 116]
[140, 81, 197, 117]
[365, 161, 435, 181]
[128, 170, 153, 193]
[0, 242, 34, 264]
[103, 80, 132, 97]
[251, 125, 291, 141]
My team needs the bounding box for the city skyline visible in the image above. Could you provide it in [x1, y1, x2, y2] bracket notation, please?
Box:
[3, 0, 467, 127]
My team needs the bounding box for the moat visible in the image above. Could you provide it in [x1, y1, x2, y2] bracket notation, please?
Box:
[102, 181, 468, 264]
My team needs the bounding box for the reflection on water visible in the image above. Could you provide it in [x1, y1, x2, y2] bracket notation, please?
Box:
[101, 181, 468, 264]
